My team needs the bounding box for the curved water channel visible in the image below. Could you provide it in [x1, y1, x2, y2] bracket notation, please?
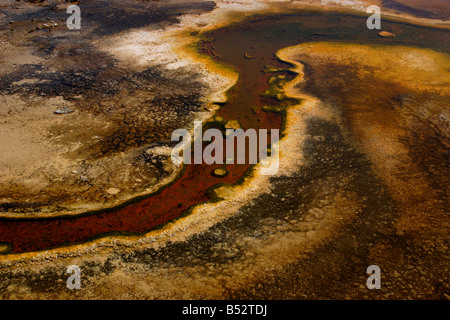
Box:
[0, 11, 449, 254]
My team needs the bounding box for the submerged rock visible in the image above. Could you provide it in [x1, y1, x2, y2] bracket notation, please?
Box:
[0, 243, 11, 254]
[262, 65, 283, 73]
[106, 188, 121, 195]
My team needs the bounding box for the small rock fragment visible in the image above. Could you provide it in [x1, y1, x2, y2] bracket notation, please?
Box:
[378, 31, 396, 38]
